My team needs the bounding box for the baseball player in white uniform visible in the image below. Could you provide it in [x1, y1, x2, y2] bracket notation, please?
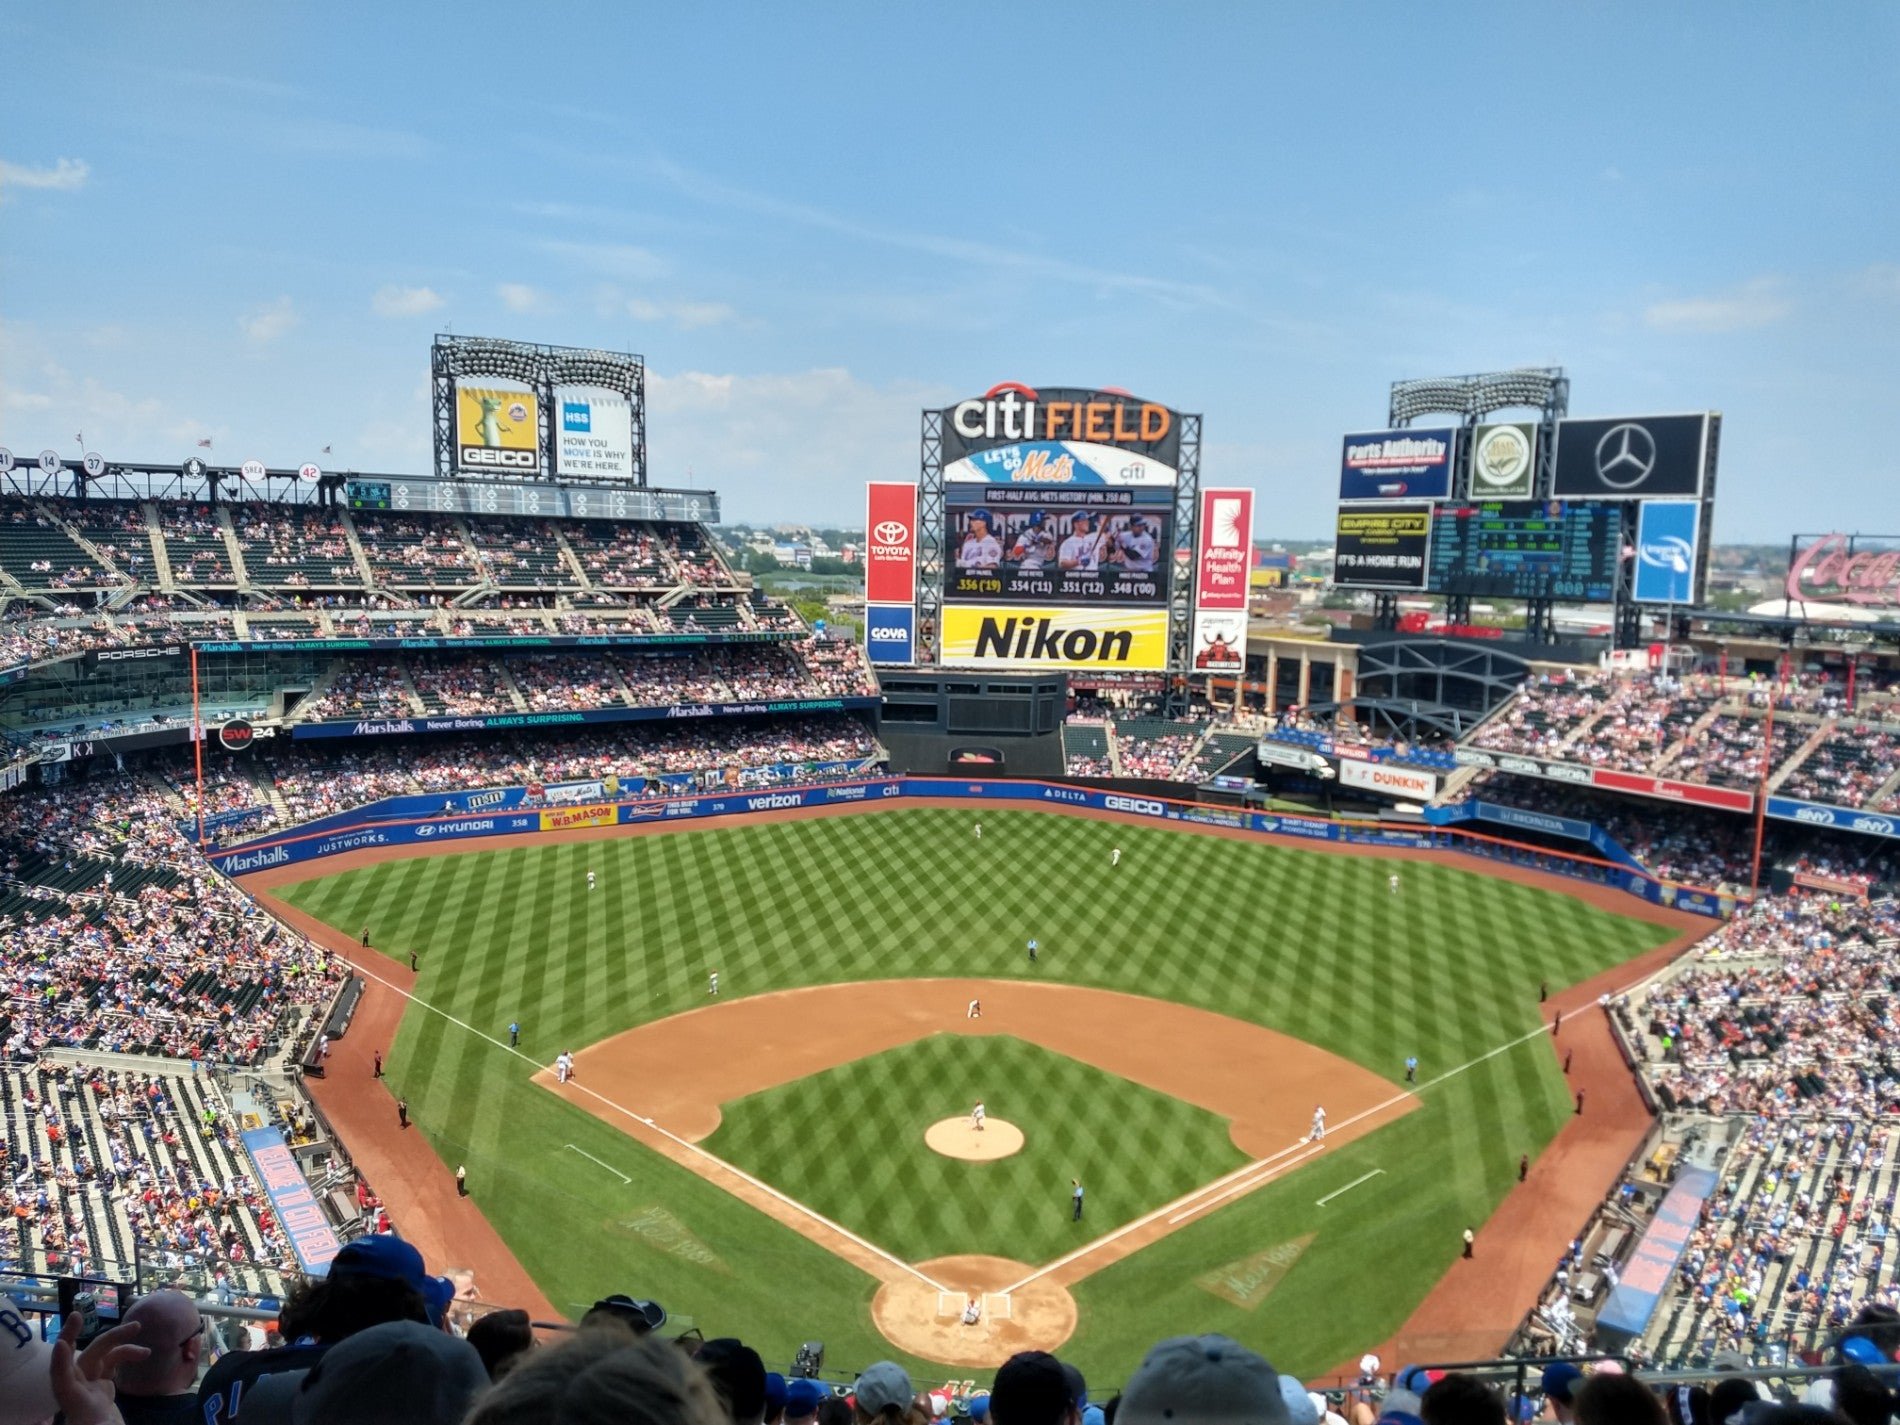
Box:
[967, 998, 982, 1019]
[957, 510, 1003, 571]
[708, 971, 719, 997]
[974, 821, 982, 841]
[972, 1101, 986, 1132]
[1389, 873, 1400, 895]
[556, 1050, 574, 1084]
[1058, 513, 1102, 572]
[1111, 847, 1122, 867]
[587, 870, 596, 891]
[1310, 1105, 1327, 1141]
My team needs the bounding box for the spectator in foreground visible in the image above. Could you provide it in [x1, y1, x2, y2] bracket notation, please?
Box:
[466, 1308, 535, 1381]
[1117, 1334, 1290, 1425]
[1418, 1374, 1504, 1425]
[852, 1364, 918, 1425]
[465, 1329, 729, 1425]
[991, 1352, 1077, 1425]
[112, 1290, 205, 1424]
[1570, 1374, 1666, 1425]
[695, 1339, 768, 1425]
[258, 1320, 486, 1425]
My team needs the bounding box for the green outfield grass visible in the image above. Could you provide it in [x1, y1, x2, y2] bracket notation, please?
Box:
[703, 1034, 1248, 1265]
[275, 807, 1677, 1380]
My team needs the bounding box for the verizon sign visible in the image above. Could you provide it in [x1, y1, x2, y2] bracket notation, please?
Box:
[1785, 533, 1900, 609]
[1338, 758, 1437, 801]
[864, 482, 919, 604]
[1194, 488, 1254, 611]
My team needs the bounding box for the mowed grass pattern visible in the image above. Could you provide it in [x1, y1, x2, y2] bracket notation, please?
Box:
[276, 808, 1679, 1378]
[704, 1035, 1248, 1264]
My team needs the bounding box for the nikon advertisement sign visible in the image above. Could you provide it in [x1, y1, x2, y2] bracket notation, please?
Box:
[939, 605, 1169, 671]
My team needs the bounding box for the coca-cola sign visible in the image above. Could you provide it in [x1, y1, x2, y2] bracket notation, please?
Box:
[1786, 533, 1900, 608]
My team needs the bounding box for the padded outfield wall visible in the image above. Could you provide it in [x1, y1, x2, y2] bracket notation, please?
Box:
[205, 778, 1736, 921]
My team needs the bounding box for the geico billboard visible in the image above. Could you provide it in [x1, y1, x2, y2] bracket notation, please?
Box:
[940, 383, 1182, 484]
[455, 384, 541, 474]
[939, 605, 1169, 670]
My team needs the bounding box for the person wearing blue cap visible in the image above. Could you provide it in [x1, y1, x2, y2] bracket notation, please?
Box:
[785, 1377, 829, 1425]
[1540, 1362, 1582, 1422]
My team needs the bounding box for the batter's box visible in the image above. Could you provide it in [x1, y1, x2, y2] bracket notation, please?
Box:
[983, 1293, 1012, 1320]
[936, 1292, 963, 1318]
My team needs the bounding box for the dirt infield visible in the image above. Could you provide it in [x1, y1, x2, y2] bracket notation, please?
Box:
[243, 794, 1713, 1368]
[872, 1255, 1079, 1367]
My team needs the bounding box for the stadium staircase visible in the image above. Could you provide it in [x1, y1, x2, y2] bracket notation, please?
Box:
[495, 661, 530, 713]
[1106, 726, 1125, 776]
[1650, 702, 1728, 775]
[337, 513, 378, 587]
[1768, 721, 1839, 794]
[214, 506, 249, 588]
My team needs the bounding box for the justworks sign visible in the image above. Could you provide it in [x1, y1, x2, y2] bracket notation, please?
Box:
[940, 384, 1181, 467]
[939, 605, 1169, 671]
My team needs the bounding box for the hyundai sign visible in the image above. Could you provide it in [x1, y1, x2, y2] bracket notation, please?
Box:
[863, 604, 915, 665]
[1632, 500, 1703, 605]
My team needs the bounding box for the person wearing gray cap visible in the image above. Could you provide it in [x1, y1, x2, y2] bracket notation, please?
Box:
[853, 1362, 916, 1425]
[1118, 1334, 1289, 1425]
[271, 1320, 487, 1425]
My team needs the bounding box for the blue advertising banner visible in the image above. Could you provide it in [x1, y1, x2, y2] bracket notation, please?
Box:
[1339, 428, 1456, 503]
[1765, 796, 1900, 840]
[209, 776, 1734, 921]
[1469, 801, 1596, 843]
[863, 604, 915, 665]
[289, 697, 878, 740]
[240, 1128, 342, 1276]
[195, 631, 794, 656]
[1632, 500, 1702, 604]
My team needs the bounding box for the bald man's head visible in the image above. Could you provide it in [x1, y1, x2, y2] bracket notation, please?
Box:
[117, 1290, 204, 1396]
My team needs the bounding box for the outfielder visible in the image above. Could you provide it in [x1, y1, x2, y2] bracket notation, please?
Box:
[974, 821, 982, 841]
[587, 870, 596, 891]
[1111, 847, 1121, 867]
[1026, 938, 1039, 963]
[972, 1101, 986, 1132]
[708, 971, 719, 997]
[1388, 873, 1400, 895]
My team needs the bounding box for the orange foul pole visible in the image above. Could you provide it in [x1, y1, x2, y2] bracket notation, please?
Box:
[1750, 683, 1776, 892]
[191, 644, 205, 847]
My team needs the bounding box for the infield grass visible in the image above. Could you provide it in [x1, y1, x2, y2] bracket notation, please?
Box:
[275, 807, 1678, 1380]
[703, 1034, 1248, 1265]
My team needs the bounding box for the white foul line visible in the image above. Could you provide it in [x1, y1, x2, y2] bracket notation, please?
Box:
[341, 955, 947, 1292]
[1316, 1168, 1384, 1207]
[563, 1143, 631, 1184]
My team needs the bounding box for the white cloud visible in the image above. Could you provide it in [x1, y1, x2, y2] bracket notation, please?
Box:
[371, 284, 445, 318]
[239, 296, 300, 344]
[0, 157, 90, 194]
[1854, 264, 1900, 299]
[647, 367, 951, 521]
[540, 240, 669, 280]
[1643, 277, 1791, 334]
[496, 283, 545, 314]
[0, 319, 219, 452]
[627, 297, 736, 331]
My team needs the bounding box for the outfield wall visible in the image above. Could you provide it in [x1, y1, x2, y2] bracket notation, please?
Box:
[209, 777, 1736, 920]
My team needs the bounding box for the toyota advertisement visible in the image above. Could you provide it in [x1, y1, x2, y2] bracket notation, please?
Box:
[1551, 414, 1714, 498]
[1339, 428, 1456, 503]
[1191, 488, 1254, 674]
[1632, 499, 1704, 604]
[864, 482, 919, 603]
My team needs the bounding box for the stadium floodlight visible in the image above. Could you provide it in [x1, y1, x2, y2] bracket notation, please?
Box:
[1389, 367, 1566, 423]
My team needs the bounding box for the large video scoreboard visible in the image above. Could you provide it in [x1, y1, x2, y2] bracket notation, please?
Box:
[1427, 500, 1621, 602]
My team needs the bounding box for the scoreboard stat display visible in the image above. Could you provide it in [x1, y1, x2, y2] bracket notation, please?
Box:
[1427, 501, 1621, 602]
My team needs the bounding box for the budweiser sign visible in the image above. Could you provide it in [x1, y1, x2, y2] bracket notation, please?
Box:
[1786, 533, 1900, 608]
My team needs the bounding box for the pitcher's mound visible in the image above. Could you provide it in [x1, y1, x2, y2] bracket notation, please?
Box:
[925, 1116, 1024, 1161]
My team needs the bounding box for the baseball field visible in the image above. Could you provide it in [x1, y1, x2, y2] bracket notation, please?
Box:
[264, 805, 1679, 1381]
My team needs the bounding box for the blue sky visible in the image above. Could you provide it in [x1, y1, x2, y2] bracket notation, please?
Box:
[2, 3, 1894, 540]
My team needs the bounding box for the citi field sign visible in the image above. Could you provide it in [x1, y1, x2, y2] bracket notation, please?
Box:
[940, 384, 1182, 471]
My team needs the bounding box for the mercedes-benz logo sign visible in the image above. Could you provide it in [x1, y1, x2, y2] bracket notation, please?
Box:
[872, 520, 909, 545]
[1594, 422, 1657, 490]
[1474, 426, 1531, 489]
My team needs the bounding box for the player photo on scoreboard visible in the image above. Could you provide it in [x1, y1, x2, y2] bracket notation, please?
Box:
[948, 500, 1167, 603]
